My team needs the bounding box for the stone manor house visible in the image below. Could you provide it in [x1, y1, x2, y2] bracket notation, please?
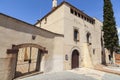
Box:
[0, 0, 106, 80]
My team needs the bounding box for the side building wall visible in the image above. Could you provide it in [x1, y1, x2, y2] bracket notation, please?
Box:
[0, 14, 64, 80]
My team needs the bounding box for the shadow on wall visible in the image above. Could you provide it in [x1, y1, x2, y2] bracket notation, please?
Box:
[15, 71, 22, 78]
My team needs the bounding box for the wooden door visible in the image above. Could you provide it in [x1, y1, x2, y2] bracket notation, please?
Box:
[72, 50, 79, 69]
[15, 47, 40, 78]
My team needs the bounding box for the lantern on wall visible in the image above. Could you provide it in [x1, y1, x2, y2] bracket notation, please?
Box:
[32, 35, 36, 40]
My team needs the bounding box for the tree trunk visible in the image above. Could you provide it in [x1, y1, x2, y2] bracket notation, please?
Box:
[102, 49, 106, 65]
[110, 49, 113, 64]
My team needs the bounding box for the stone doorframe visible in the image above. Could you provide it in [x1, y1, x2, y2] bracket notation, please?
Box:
[7, 43, 48, 80]
[71, 49, 79, 69]
[70, 46, 81, 69]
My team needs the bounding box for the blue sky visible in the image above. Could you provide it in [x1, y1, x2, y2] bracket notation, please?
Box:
[0, 0, 120, 29]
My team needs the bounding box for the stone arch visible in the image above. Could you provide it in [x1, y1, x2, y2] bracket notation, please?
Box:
[71, 49, 79, 69]
[70, 46, 80, 56]
[70, 47, 81, 69]
[12, 43, 47, 52]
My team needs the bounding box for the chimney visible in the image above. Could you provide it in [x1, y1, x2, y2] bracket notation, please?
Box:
[52, 0, 57, 9]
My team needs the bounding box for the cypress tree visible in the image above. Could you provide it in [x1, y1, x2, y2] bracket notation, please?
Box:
[103, 0, 119, 63]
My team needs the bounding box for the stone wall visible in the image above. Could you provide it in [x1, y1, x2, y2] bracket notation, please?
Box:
[115, 53, 120, 65]
[63, 4, 102, 68]
[36, 3, 103, 69]
[0, 13, 63, 80]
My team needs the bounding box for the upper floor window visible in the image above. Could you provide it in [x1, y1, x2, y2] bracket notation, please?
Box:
[75, 11, 77, 16]
[78, 13, 80, 17]
[86, 32, 91, 45]
[70, 8, 95, 24]
[74, 29, 79, 41]
[70, 8, 74, 14]
[44, 18, 47, 24]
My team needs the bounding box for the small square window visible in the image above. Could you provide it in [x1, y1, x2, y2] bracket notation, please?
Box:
[78, 13, 80, 17]
[84, 17, 86, 20]
[81, 15, 84, 19]
[75, 11, 77, 16]
[44, 18, 47, 24]
[70, 8, 74, 14]
[87, 18, 89, 22]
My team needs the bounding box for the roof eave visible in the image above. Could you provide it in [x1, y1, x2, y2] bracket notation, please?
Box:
[34, 1, 95, 25]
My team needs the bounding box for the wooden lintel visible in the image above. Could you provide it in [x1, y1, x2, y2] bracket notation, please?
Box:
[7, 49, 19, 54]
[43, 50, 48, 54]
[13, 43, 46, 51]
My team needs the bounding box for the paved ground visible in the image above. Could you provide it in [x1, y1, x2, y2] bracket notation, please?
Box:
[16, 68, 120, 80]
[94, 64, 120, 75]
[104, 66, 120, 72]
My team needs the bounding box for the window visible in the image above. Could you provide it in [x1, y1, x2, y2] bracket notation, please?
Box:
[44, 18, 47, 24]
[84, 17, 86, 20]
[93, 49, 95, 55]
[75, 11, 77, 16]
[70, 8, 74, 14]
[81, 15, 84, 19]
[87, 33, 90, 43]
[70, 8, 95, 24]
[74, 29, 79, 41]
[78, 13, 80, 17]
[86, 32, 91, 45]
[87, 18, 89, 22]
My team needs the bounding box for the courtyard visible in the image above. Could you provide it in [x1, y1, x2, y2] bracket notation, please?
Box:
[15, 68, 120, 80]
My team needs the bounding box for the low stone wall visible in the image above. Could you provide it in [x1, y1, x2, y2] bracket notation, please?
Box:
[0, 54, 17, 80]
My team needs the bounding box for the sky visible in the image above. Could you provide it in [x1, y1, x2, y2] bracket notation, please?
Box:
[0, 0, 120, 38]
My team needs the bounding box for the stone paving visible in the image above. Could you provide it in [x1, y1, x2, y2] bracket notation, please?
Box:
[16, 68, 120, 80]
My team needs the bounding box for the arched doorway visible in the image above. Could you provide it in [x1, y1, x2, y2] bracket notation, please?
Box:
[13, 43, 47, 78]
[71, 50, 79, 69]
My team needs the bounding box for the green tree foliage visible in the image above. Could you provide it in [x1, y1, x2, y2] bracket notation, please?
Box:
[103, 0, 119, 62]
